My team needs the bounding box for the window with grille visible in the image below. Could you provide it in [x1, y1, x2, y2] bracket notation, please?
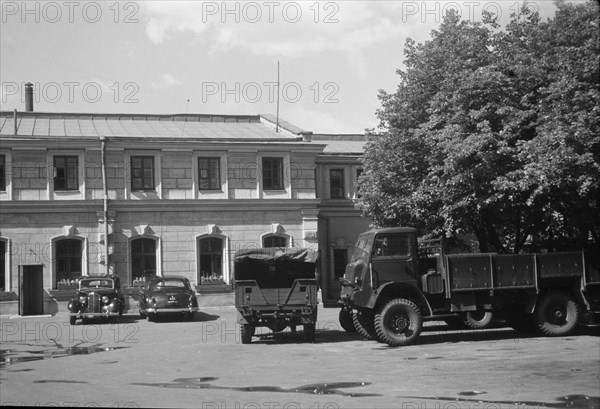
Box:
[262, 157, 284, 190]
[131, 238, 157, 282]
[131, 156, 155, 191]
[54, 156, 79, 191]
[198, 157, 221, 190]
[329, 168, 345, 199]
[55, 239, 82, 287]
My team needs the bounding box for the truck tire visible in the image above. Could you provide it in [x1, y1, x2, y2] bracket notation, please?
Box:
[304, 323, 316, 343]
[352, 309, 379, 341]
[241, 324, 254, 344]
[69, 316, 77, 325]
[339, 309, 357, 333]
[534, 291, 580, 336]
[374, 298, 422, 347]
[463, 311, 493, 329]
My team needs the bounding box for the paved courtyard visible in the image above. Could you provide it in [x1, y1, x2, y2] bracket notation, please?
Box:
[1, 306, 598, 408]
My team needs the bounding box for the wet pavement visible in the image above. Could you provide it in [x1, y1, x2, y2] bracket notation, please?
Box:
[1, 306, 599, 408]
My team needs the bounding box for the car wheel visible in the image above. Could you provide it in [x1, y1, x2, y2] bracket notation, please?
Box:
[241, 324, 254, 344]
[69, 316, 77, 325]
[463, 311, 493, 329]
[534, 291, 580, 336]
[374, 298, 422, 347]
[352, 308, 379, 341]
[304, 323, 316, 343]
[339, 309, 357, 333]
[147, 314, 155, 322]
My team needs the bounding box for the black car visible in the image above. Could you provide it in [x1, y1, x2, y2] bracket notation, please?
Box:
[68, 275, 124, 325]
[138, 276, 199, 321]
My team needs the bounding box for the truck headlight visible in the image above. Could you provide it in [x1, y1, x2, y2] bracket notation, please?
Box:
[79, 296, 87, 303]
[102, 296, 109, 303]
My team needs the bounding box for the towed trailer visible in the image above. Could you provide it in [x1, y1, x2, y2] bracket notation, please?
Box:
[234, 248, 319, 344]
[339, 227, 600, 346]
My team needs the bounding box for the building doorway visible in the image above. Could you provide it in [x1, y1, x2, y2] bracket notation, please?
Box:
[19, 265, 44, 316]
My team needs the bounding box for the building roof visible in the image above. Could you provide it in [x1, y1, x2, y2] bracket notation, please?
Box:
[312, 133, 366, 155]
[0, 111, 308, 141]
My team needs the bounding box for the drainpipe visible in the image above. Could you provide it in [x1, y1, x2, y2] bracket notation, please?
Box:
[99, 136, 110, 276]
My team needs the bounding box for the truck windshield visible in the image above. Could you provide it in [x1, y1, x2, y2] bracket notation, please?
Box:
[350, 235, 371, 262]
[373, 234, 415, 258]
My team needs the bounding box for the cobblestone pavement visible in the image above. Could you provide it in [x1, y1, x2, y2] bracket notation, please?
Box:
[1, 306, 599, 409]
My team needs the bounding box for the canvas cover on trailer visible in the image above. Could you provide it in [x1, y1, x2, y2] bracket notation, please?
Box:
[234, 248, 318, 288]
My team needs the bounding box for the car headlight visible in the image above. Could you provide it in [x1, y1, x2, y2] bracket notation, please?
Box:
[102, 296, 109, 303]
[79, 296, 87, 303]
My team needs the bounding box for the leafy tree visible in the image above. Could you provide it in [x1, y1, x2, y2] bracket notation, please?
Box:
[359, 1, 599, 253]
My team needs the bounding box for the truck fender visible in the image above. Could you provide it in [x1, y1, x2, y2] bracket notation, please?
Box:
[369, 282, 433, 316]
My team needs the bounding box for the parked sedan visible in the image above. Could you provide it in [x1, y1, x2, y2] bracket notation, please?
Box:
[138, 276, 199, 321]
[68, 275, 124, 325]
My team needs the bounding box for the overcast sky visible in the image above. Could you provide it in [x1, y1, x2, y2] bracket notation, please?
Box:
[0, 1, 578, 134]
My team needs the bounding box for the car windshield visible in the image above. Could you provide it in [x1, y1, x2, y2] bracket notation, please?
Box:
[151, 279, 188, 290]
[80, 279, 113, 289]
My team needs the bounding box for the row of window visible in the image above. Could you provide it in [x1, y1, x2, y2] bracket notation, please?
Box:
[5, 234, 289, 289]
[0, 154, 359, 198]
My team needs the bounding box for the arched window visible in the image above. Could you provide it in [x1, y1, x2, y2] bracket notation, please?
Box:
[55, 239, 82, 288]
[131, 238, 157, 283]
[262, 235, 288, 248]
[198, 237, 223, 283]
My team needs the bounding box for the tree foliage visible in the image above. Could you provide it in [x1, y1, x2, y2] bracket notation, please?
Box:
[359, 1, 599, 253]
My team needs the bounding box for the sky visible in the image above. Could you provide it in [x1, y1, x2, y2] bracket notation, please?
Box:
[0, 0, 580, 134]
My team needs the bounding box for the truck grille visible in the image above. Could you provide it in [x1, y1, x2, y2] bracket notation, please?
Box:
[88, 293, 102, 313]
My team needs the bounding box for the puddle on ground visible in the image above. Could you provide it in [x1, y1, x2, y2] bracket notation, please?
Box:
[397, 394, 599, 408]
[33, 380, 88, 384]
[458, 391, 487, 396]
[0, 345, 129, 367]
[132, 378, 380, 398]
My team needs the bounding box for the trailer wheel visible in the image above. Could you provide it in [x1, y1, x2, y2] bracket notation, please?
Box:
[374, 298, 422, 347]
[463, 311, 493, 329]
[352, 309, 379, 341]
[241, 324, 254, 344]
[304, 323, 316, 343]
[534, 292, 580, 336]
[339, 309, 357, 333]
[69, 316, 77, 325]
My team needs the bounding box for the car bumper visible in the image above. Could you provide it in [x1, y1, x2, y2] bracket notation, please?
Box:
[69, 311, 121, 318]
[145, 307, 198, 314]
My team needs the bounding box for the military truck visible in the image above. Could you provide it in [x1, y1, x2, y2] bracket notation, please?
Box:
[339, 227, 600, 346]
[234, 248, 319, 344]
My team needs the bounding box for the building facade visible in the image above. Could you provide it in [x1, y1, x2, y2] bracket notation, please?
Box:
[0, 110, 370, 314]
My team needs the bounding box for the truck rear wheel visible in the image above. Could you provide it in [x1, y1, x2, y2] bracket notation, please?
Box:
[241, 324, 254, 344]
[375, 298, 422, 347]
[463, 311, 493, 329]
[339, 309, 357, 333]
[352, 309, 379, 341]
[534, 291, 580, 336]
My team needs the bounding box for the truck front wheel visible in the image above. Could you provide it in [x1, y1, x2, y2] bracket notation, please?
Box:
[304, 323, 316, 343]
[375, 298, 422, 347]
[534, 291, 580, 336]
[352, 309, 379, 341]
[339, 309, 357, 333]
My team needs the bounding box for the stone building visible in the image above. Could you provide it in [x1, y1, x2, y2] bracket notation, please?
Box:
[0, 109, 370, 314]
